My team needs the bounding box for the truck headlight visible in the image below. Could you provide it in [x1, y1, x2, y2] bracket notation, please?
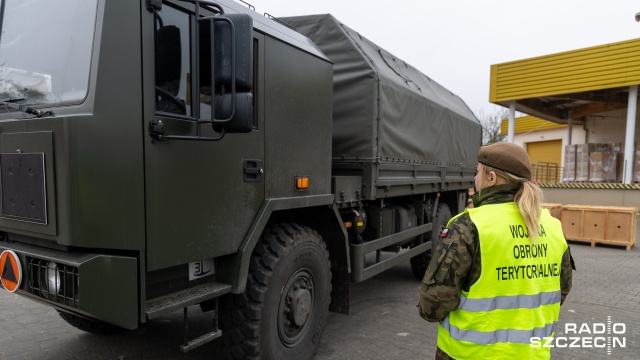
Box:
[46, 261, 61, 296]
[27, 257, 79, 307]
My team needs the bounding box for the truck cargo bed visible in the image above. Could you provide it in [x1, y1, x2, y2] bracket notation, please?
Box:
[282, 14, 481, 197]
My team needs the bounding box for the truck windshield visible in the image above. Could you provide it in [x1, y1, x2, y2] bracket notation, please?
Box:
[0, 0, 98, 106]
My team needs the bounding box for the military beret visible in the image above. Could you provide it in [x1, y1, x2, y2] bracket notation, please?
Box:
[477, 142, 532, 180]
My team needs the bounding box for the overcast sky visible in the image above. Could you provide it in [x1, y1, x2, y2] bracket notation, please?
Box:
[244, 1, 640, 117]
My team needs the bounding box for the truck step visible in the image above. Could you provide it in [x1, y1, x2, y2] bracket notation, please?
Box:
[146, 281, 232, 319]
[180, 329, 222, 353]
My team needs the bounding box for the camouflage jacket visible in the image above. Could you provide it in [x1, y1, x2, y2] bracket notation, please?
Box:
[419, 184, 575, 325]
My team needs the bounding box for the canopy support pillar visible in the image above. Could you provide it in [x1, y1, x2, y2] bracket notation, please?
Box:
[623, 85, 638, 184]
[508, 101, 516, 143]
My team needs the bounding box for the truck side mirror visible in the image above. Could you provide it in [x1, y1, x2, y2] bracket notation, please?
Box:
[214, 93, 253, 133]
[198, 13, 254, 132]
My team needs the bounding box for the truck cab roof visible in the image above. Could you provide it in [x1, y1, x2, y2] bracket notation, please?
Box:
[219, 0, 330, 62]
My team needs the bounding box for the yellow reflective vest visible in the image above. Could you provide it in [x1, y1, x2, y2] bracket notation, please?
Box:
[438, 202, 567, 360]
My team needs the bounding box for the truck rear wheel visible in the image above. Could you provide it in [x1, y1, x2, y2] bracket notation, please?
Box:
[57, 311, 125, 335]
[410, 203, 452, 280]
[217, 223, 332, 359]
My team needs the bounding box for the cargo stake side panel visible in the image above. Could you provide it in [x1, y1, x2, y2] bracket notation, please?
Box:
[143, 2, 265, 271]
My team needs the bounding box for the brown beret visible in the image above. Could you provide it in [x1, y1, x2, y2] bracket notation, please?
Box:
[477, 142, 532, 180]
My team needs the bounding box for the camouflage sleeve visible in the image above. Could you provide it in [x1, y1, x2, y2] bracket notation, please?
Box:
[560, 245, 575, 305]
[418, 214, 476, 322]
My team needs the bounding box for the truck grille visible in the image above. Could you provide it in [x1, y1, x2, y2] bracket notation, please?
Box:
[26, 257, 79, 308]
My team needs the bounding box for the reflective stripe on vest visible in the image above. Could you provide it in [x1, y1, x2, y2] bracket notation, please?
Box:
[441, 316, 558, 345]
[458, 290, 561, 312]
[437, 203, 567, 360]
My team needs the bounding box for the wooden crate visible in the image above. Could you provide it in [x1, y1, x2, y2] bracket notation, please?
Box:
[559, 207, 583, 240]
[559, 205, 638, 251]
[542, 203, 562, 220]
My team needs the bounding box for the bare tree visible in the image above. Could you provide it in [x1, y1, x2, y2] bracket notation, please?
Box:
[475, 107, 509, 145]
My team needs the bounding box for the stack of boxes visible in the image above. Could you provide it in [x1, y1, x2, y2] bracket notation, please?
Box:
[588, 143, 615, 183]
[564, 142, 639, 183]
[562, 145, 576, 182]
[574, 144, 592, 181]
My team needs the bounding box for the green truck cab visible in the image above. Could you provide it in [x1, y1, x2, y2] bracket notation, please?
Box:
[0, 0, 481, 358]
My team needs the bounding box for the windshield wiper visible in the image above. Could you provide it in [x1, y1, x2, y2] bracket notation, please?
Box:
[0, 97, 54, 118]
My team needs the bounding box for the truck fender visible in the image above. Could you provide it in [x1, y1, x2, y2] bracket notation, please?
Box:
[216, 195, 351, 314]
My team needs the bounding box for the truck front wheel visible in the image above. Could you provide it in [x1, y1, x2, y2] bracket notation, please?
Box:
[217, 223, 332, 360]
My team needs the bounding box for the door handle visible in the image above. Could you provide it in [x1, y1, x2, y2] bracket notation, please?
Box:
[243, 160, 263, 182]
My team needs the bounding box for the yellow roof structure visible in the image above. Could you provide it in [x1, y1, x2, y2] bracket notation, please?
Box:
[499, 115, 565, 136]
[490, 38, 640, 123]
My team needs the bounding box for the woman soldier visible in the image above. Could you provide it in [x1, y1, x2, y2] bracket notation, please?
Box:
[419, 142, 575, 360]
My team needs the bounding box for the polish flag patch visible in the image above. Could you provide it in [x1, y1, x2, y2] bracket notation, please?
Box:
[440, 228, 449, 237]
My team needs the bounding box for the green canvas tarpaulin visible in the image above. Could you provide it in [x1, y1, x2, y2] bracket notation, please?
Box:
[281, 14, 482, 168]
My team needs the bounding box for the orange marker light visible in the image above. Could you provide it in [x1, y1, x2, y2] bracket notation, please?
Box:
[295, 176, 310, 190]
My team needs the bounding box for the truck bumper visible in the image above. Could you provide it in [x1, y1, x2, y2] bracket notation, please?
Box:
[0, 241, 138, 329]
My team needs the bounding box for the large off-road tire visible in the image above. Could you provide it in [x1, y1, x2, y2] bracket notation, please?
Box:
[217, 223, 332, 360]
[57, 311, 125, 335]
[410, 203, 452, 280]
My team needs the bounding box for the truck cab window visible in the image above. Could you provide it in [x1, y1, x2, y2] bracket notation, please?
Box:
[154, 5, 191, 116]
[0, 0, 97, 107]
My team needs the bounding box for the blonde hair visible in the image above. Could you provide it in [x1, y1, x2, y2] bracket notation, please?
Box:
[482, 165, 543, 243]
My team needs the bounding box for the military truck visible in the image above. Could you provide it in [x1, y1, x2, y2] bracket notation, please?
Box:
[0, 0, 481, 358]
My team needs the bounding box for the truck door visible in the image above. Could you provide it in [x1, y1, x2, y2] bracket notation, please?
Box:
[142, 3, 265, 272]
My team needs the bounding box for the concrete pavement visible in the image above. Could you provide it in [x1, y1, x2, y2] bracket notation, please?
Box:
[0, 240, 638, 359]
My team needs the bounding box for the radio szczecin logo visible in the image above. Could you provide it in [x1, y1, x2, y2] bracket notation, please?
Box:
[531, 316, 626, 355]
